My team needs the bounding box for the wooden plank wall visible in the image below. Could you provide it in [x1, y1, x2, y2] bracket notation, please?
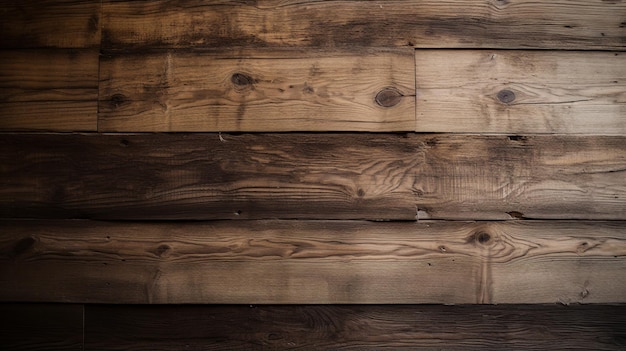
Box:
[1, 0, 626, 349]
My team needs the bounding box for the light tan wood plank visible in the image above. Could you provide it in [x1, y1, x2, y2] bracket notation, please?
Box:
[101, 0, 626, 50]
[0, 0, 101, 48]
[415, 50, 626, 134]
[98, 49, 415, 132]
[1, 134, 625, 220]
[1, 220, 624, 304]
[0, 49, 98, 131]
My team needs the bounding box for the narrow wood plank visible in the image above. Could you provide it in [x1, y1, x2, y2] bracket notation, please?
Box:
[1, 220, 625, 304]
[415, 50, 626, 134]
[98, 49, 415, 132]
[1, 134, 624, 220]
[101, 0, 626, 50]
[0, 49, 98, 131]
[85, 305, 626, 350]
[0, 303, 83, 350]
[0, 0, 101, 48]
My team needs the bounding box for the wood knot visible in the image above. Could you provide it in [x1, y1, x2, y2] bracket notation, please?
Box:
[110, 93, 128, 108]
[467, 231, 492, 245]
[497, 89, 516, 104]
[155, 244, 171, 258]
[231, 73, 254, 86]
[13, 237, 36, 255]
[375, 87, 403, 107]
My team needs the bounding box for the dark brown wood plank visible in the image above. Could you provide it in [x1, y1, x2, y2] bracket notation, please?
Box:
[84, 304, 626, 350]
[1, 220, 624, 304]
[98, 49, 415, 132]
[0, 134, 624, 220]
[415, 50, 626, 134]
[0, 49, 98, 131]
[0, 0, 101, 49]
[0, 303, 83, 350]
[101, 0, 626, 50]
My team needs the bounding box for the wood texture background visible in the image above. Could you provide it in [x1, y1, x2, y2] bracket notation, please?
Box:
[1, 0, 625, 349]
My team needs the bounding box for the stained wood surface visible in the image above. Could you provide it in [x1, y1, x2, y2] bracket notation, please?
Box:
[1, 133, 625, 220]
[1, 220, 625, 304]
[415, 50, 626, 134]
[0, 49, 98, 131]
[0, 304, 83, 351]
[101, 0, 626, 50]
[84, 304, 626, 351]
[98, 49, 415, 132]
[0, 1, 101, 48]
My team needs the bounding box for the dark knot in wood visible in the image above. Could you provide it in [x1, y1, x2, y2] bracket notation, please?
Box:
[497, 89, 516, 104]
[375, 87, 403, 107]
[110, 93, 128, 108]
[231, 73, 254, 87]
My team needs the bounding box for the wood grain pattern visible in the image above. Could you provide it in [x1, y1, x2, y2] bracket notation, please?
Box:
[84, 304, 626, 350]
[1, 220, 625, 304]
[101, 0, 626, 50]
[98, 49, 415, 132]
[415, 50, 626, 134]
[0, 303, 83, 350]
[0, 49, 98, 131]
[1, 133, 624, 220]
[0, 0, 101, 48]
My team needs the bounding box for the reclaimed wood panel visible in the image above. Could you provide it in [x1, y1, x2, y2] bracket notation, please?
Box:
[0, 0, 100, 48]
[415, 50, 626, 134]
[101, 0, 626, 50]
[0, 304, 83, 351]
[1, 220, 625, 304]
[98, 49, 415, 132]
[84, 305, 626, 350]
[1, 134, 625, 220]
[0, 49, 98, 131]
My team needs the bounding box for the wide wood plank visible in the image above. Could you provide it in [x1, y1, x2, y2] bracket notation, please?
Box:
[415, 50, 626, 134]
[0, 303, 83, 350]
[101, 0, 626, 50]
[0, 0, 100, 49]
[1, 134, 624, 220]
[98, 49, 415, 132]
[1, 220, 625, 304]
[0, 49, 98, 131]
[85, 305, 626, 350]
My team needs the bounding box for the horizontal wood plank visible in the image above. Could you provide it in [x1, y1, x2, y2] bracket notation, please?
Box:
[98, 49, 415, 132]
[0, 303, 83, 350]
[0, 49, 98, 131]
[1, 220, 625, 304]
[0, 134, 624, 220]
[85, 304, 626, 350]
[0, 0, 100, 48]
[415, 50, 626, 134]
[101, 0, 626, 50]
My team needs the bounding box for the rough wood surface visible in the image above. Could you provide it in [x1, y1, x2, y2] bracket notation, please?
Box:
[0, 303, 83, 351]
[0, 0, 101, 48]
[101, 0, 626, 50]
[1, 133, 624, 220]
[84, 304, 626, 350]
[1, 220, 624, 304]
[0, 49, 98, 131]
[415, 50, 626, 134]
[99, 49, 415, 132]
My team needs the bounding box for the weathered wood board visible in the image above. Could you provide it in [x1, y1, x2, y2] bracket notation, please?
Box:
[0, 49, 99, 131]
[98, 49, 415, 132]
[101, 0, 626, 50]
[0, 0, 101, 48]
[1, 220, 625, 304]
[0, 303, 83, 351]
[1, 134, 624, 220]
[415, 50, 626, 134]
[85, 305, 626, 350]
